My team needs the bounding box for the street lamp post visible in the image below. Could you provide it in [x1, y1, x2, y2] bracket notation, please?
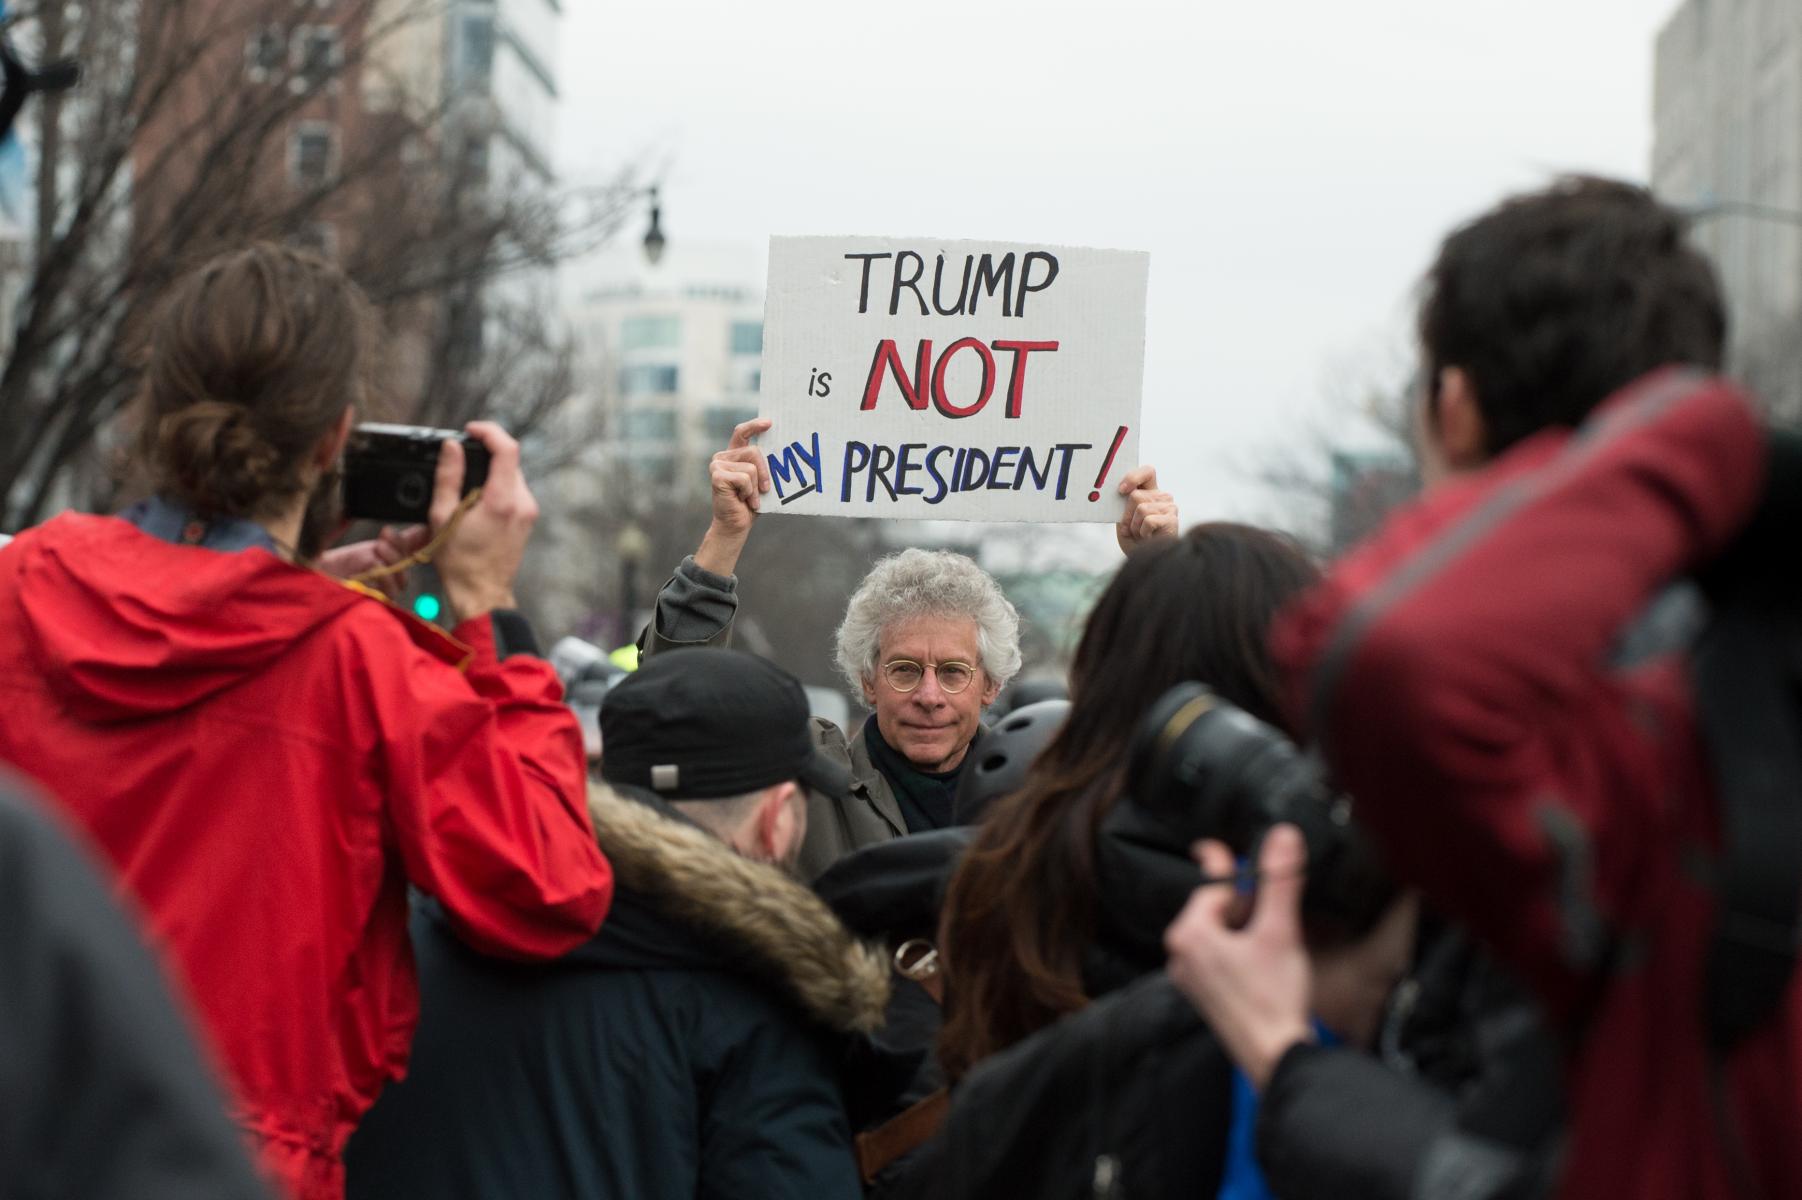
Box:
[615, 520, 650, 648]
[641, 185, 666, 265]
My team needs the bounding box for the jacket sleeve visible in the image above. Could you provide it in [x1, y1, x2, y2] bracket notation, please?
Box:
[796, 719, 866, 883]
[697, 1018, 863, 1200]
[638, 556, 738, 659]
[1257, 1043, 1451, 1200]
[375, 612, 612, 960]
[1258, 967, 1562, 1200]
[1272, 370, 1766, 1016]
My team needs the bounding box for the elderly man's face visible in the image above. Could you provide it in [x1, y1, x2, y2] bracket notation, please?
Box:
[863, 615, 1001, 773]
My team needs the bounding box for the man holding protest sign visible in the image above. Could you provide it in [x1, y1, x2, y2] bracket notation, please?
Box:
[641, 419, 1175, 880]
[640, 235, 1173, 880]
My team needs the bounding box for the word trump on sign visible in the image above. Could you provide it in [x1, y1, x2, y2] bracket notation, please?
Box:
[758, 237, 1149, 522]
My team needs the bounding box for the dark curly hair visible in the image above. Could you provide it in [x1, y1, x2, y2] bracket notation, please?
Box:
[1419, 175, 1726, 456]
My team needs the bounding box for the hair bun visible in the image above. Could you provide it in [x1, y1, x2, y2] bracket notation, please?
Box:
[135, 242, 373, 522]
[157, 399, 286, 515]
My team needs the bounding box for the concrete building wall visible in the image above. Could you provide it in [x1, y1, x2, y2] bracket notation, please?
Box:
[364, 0, 444, 121]
[1653, 0, 1802, 416]
[446, 0, 559, 184]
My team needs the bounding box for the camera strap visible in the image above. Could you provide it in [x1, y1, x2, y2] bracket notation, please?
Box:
[347, 487, 483, 587]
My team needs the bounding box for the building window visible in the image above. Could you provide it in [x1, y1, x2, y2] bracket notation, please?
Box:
[619, 365, 679, 396]
[702, 405, 758, 444]
[638, 454, 678, 487]
[289, 123, 338, 187]
[458, 134, 491, 185]
[246, 26, 286, 82]
[290, 26, 343, 93]
[622, 409, 679, 441]
[460, 13, 495, 81]
[291, 222, 338, 260]
[729, 321, 763, 355]
[621, 315, 680, 351]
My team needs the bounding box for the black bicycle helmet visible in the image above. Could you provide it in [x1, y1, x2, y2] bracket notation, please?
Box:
[955, 698, 1070, 824]
[992, 676, 1070, 717]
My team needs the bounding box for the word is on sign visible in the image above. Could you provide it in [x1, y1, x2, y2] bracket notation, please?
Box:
[758, 237, 1149, 522]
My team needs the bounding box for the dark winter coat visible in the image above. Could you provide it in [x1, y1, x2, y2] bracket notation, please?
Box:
[0, 771, 270, 1200]
[345, 784, 890, 1200]
[1257, 925, 1563, 1200]
[928, 974, 1234, 1200]
[814, 828, 972, 1130]
[879, 791, 1238, 1200]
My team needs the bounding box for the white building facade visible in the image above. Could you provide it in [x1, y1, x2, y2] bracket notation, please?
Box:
[1652, 0, 1802, 416]
[446, 0, 560, 188]
[573, 242, 765, 502]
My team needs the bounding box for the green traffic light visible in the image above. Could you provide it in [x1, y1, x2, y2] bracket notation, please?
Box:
[412, 593, 442, 622]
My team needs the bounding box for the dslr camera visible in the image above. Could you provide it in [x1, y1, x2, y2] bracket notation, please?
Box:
[1108, 682, 1394, 935]
[341, 424, 490, 524]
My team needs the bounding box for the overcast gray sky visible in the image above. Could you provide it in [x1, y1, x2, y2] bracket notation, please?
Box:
[557, 0, 1682, 528]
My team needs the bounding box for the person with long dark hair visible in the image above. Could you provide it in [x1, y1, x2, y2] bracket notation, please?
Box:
[937, 521, 1369, 1079]
[919, 522, 1415, 1199]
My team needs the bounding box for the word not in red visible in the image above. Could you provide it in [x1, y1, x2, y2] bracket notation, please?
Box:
[844, 250, 1061, 318]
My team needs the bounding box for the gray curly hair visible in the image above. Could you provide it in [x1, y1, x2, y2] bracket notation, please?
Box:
[834, 548, 1022, 698]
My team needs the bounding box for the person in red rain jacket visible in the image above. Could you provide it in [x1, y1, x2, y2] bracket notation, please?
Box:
[0, 244, 612, 1200]
[1172, 178, 1802, 1200]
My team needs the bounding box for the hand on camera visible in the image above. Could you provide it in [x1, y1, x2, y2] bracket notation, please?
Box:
[1164, 824, 1313, 1090]
[317, 526, 431, 602]
[694, 418, 771, 577]
[431, 421, 537, 624]
[1116, 465, 1179, 555]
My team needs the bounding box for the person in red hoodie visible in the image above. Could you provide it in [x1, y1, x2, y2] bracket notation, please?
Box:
[1166, 176, 1802, 1199]
[0, 244, 613, 1199]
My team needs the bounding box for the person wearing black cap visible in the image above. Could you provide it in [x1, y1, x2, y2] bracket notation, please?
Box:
[346, 650, 888, 1200]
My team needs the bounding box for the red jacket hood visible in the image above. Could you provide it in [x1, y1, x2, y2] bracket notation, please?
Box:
[11, 513, 365, 723]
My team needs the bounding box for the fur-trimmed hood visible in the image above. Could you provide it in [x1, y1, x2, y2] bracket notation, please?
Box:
[580, 783, 891, 1035]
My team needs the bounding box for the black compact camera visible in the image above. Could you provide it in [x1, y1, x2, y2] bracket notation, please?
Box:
[341, 424, 490, 524]
[1112, 682, 1394, 933]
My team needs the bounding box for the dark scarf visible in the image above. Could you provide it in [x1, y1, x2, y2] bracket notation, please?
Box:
[861, 715, 980, 834]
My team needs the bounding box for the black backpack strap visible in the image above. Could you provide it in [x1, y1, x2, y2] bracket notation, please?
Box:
[1693, 601, 1802, 1052]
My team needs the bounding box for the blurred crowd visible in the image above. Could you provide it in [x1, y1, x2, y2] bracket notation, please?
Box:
[4, 172, 1802, 1200]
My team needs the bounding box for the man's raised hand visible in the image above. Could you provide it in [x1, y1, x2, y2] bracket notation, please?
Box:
[1116, 465, 1179, 554]
[695, 418, 772, 577]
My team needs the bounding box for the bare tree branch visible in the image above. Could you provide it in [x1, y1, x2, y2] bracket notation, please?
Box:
[1, 0, 627, 530]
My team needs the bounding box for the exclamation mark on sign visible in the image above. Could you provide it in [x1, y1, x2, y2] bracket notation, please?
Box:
[1088, 425, 1129, 501]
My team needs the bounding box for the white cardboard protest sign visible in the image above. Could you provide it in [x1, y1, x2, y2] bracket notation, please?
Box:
[758, 237, 1148, 522]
